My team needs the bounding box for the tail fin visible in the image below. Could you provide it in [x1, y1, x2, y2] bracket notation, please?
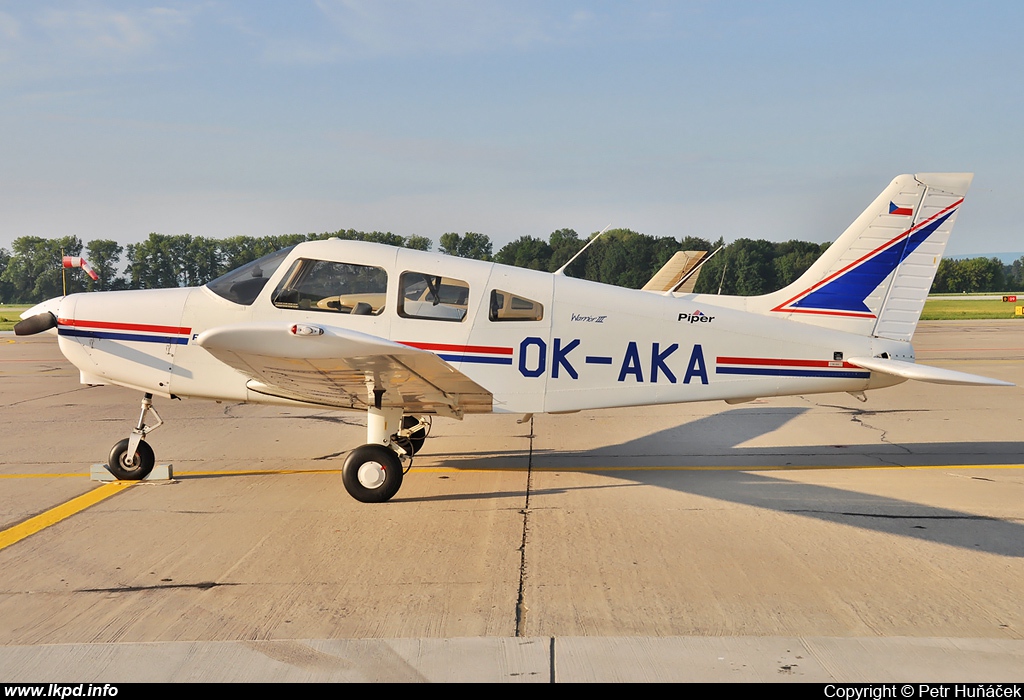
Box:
[753, 173, 972, 341]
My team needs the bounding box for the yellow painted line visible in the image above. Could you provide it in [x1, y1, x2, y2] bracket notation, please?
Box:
[530, 463, 1024, 472]
[0, 481, 134, 552]
[0, 473, 91, 479]
[0, 463, 1019, 549]
[3, 463, 1023, 482]
[413, 463, 1024, 473]
[169, 463, 1024, 475]
[178, 462, 1024, 472]
[178, 468, 343, 477]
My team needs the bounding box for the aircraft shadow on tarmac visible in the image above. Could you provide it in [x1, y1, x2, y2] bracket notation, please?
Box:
[415, 406, 1024, 558]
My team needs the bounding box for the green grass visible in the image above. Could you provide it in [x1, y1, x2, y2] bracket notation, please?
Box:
[0, 305, 30, 332]
[921, 298, 1023, 320]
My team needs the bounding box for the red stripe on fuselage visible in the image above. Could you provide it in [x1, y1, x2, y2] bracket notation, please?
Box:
[717, 356, 859, 369]
[779, 308, 876, 319]
[399, 341, 513, 355]
[57, 318, 192, 335]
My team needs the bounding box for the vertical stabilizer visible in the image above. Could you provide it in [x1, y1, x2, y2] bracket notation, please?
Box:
[752, 173, 972, 340]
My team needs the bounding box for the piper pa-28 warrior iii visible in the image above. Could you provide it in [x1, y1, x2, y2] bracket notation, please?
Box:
[16, 173, 1014, 502]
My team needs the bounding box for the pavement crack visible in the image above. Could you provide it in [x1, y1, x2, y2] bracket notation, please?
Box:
[811, 400, 913, 454]
[313, 451, 346, 461]
[854, 414, 912, 454]
[788, 509, 1003, 521]
[77, 581, 237, 593]
[293, 414, 363, 426]
[3, 385, 94, 408]
[514, 415, 534, 638]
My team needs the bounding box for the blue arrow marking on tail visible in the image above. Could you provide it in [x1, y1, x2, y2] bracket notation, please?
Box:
[791, 209, 953, 314]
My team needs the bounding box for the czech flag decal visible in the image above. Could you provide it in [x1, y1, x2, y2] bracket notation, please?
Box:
[889, 201, 913, 216]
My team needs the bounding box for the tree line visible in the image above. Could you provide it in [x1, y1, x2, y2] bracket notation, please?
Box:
[1, 229, 1021, 304]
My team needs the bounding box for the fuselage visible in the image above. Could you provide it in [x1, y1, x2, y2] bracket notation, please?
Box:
[51, 239, 910, 416]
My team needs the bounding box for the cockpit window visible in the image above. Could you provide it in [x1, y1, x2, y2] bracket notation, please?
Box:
[271, 259, 387, 315]
[206, 246, 295, 305]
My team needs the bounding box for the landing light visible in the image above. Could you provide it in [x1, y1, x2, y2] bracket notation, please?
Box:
[290, 324, 324, 336]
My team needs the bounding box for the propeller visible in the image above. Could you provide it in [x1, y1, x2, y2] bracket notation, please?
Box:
[14, 312, 58, 336]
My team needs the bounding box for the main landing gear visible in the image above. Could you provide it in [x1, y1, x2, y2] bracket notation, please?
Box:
[107, 393, 162, 480]
[103, 392, 428, 502]
[341, 406, 429, 503]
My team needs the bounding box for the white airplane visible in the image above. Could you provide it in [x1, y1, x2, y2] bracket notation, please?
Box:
[16, 173, 1013, 502]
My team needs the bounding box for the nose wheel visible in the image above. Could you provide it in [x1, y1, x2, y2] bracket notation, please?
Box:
[108, 438, 155, 480]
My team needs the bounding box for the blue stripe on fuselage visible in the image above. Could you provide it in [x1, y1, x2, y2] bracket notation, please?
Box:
[716, 367, 871, 379]
[58, 328, 190, 345]
[436, 353, 514, 365]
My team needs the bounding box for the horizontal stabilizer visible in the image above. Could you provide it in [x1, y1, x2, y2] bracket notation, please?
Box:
[847, 356, 1014, 387]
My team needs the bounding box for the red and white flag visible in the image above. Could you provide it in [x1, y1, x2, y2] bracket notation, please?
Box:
[62, 255, 99, 281]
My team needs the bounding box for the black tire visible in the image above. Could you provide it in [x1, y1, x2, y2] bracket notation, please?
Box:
[107, 438, 155, 480]
[342, 444, 403, 503]
[392, 415, 427, 456]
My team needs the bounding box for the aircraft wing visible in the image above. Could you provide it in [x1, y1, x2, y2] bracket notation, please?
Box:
[847, 356, 1014, 387]
[195, 322, 493, 417]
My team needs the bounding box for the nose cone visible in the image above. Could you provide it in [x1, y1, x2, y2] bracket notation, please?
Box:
[14, 312, 57, 336]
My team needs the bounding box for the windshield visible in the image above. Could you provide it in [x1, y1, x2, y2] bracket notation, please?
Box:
[206, 246, 295, 305]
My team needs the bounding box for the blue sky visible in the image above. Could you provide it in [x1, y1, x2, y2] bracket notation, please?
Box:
[1, 1, 1021, 256]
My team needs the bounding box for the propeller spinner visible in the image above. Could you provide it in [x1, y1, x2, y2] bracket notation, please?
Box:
[14, 312, 58, 336]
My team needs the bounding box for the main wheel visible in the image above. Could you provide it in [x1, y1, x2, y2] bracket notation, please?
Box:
[391, 415, 428, 456]
[107, 438, 155, 480]
[342, 444, 403, 503]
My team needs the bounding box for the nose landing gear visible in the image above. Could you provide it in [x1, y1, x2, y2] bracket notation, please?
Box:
[107, 393, 162, 480]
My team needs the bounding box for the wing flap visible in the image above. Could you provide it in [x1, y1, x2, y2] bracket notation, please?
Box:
[847, 356, 1014, 387]
[196, 322, 493, 416]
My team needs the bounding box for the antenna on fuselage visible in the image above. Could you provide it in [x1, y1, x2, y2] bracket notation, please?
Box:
[553, 225, 612, 276]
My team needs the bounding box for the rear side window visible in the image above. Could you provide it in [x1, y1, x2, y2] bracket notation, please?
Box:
[399, 272, 469, 322]
[272, 259, 387, 315]
[489, 289, 543, 321]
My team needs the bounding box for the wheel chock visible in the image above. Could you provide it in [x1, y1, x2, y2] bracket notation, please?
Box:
[90, 464, 173, 482]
